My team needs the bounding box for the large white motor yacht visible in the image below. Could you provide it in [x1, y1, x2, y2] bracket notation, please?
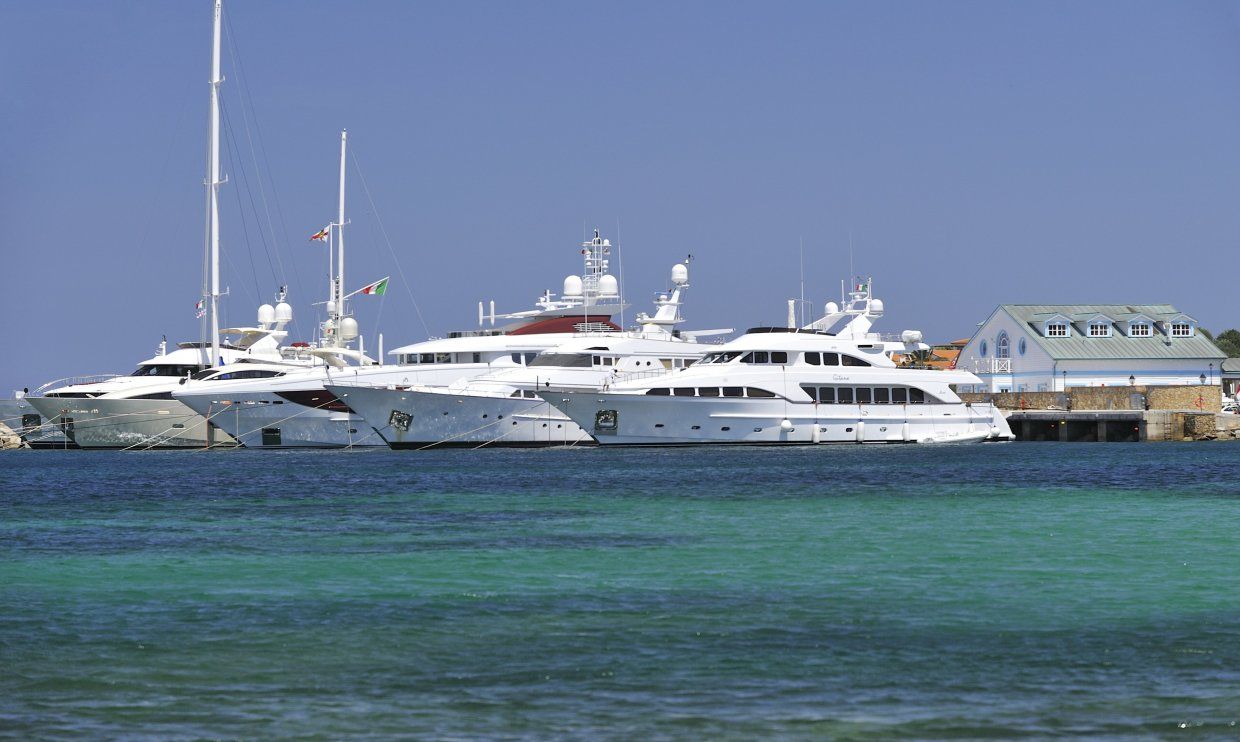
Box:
[174, 230, 632, 447]
[327, 261, 726, 448]
[540, 282, 1014, 446]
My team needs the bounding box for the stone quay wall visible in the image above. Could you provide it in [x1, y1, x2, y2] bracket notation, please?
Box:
[962, 385, 1221, 412]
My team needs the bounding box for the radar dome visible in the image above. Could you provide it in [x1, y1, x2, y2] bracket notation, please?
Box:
[901, 330, 923, 344]
[339, 317, 360, 341]
[562, 275, 583, 298]
[870, 299, 885, 314]
[275, 301, 293, 324]
[325, 300, 337, 316]
[670, 263, 689, 285]
[825, 301, 839, 315]
[599, 274, 619, 297]
[258, 304, 276, 327]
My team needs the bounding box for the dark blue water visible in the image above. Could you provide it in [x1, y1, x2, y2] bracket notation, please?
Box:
[3, 444, 1240, 737]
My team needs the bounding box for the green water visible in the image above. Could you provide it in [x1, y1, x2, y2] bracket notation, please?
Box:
[2, 444, 1239, 737]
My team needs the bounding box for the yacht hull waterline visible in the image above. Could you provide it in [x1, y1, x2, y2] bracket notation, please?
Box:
[26, 397, 238, 449]
[328, 385, 591, 448]
[538, 390, 1014, 446]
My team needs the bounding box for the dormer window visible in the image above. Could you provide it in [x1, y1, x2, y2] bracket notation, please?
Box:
[1088, 322, 1111, 338]
[1129, 322, 1152, 337]
[1171, 322, 1193, 337]
[1046, 323, 1068, 338]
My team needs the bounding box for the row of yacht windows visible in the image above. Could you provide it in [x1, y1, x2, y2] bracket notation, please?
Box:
[131, 364, 203, 377]
[397, 352, 486, 365]
[800, 385, 933, 404]
[645, 386, 779, 398]
[698, 351, 871, 367]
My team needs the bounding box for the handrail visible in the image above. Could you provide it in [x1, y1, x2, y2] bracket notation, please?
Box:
[33, 374, 122, 394]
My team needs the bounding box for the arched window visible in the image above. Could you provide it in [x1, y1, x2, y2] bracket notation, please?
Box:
[996, 331, 1010, 359]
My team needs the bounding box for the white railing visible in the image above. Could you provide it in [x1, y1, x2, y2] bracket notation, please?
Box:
[33, 374, 122, 394]
[973, 358, 1011, 374]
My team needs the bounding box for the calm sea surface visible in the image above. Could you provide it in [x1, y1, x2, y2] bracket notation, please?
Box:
[2, 444, 1239, 738]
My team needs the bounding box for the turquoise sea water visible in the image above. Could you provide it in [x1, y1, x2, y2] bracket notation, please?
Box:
[2, 444, 1239, 738]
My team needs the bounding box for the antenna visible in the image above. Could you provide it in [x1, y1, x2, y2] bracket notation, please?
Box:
[848, 231, 855, 290]
[798, 236, 805, 327]
[617, 218, 625, 329]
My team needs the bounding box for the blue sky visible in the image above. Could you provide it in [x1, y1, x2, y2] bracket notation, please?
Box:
[3, 1, 1240, 391]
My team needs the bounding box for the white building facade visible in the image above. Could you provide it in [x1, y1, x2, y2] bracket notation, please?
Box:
[957, 304, 1225, 393]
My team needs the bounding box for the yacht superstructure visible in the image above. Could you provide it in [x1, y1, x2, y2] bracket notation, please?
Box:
[327, 261, 721, 448]
[540, 282, 1014, 445]
[174, 230, 632, 447]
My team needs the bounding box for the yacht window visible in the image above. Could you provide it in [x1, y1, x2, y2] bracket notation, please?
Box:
[874, 387, 890, 404]
[420, 353, 435, 364]
[771, 351, 788, 364]
[841, 354, 871, 367]
[133, 364, 201, 377]
[435, 353, 451, 363]
[673, 388, 696, 397]
[753, 351, 769, 364]
[511, 353, 523, 365]
[819, 387, 836, 404]
[804, 352, 820, 365]
[592, 356, 601, 366]
[510, 390, 523, 397]
[208, 369, 284, 381]
[704, 351, 742, 364]
[529, 353, 594, 368]
[722, 387, 744, 397]
[646, 388, 670, 396]
[823, 352, 840, 366]
[746, 387, 776, 398]
[698, 387, 720, 397]
[474, 353, 482, 363]
[855, 387, 872, 404]
[801, 385, 818, 402]
[909, 388, 926, 404]
[892, 387, 908, 403]
[837, 387, 854, 404]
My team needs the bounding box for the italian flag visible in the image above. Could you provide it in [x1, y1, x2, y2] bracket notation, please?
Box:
[359, 277, 389, 296]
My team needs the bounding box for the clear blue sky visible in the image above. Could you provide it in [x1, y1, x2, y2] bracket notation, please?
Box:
[4, 1, 1240, 392]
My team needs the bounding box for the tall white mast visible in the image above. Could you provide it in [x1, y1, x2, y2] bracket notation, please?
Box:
[335, 129, 347, 343]
[207, 0, 224, 366]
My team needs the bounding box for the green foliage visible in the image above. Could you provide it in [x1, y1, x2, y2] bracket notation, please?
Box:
[1200, 327, 1214, 341]
[1213, 329, 1240, 358]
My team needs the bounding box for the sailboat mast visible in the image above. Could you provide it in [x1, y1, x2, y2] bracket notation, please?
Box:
[335, 129, 347, 343]
[207, 0, 223, 366]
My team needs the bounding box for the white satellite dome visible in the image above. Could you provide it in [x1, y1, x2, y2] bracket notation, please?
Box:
[599, 274, 619, 297]
[339, 317, 360, 341]
[562, 275, 583, 298]
[275, 301, 293, 324]
[901, 330, 924, 344]
[670, 263, 689, 286]
[870, 299, 885, 314]
[325, 300, 337, 316]
[257, 303, 276, 327]
[825, 301, 839, 315]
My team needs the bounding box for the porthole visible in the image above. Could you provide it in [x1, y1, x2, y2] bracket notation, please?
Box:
[655, 423, 665, 428]
[691, 425, 701, 430]
[721, 426, 731, 431]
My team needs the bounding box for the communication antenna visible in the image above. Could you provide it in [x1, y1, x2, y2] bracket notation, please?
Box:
[798, 236, 805, 327]
[617, 218, 625, 329]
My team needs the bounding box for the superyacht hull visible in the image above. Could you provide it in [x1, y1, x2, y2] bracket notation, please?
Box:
[176, 389, 384, 448]
[26, 397, 237, 449]
[328, 385, 591, 448]
[540, 391, 1013, 446]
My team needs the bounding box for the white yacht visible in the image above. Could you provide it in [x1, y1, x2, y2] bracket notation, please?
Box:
[26, 301, 311, 449]
[540, 282, 1014, 445]
[175, 229, 633, 447]
[327, 261, 725, 448]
